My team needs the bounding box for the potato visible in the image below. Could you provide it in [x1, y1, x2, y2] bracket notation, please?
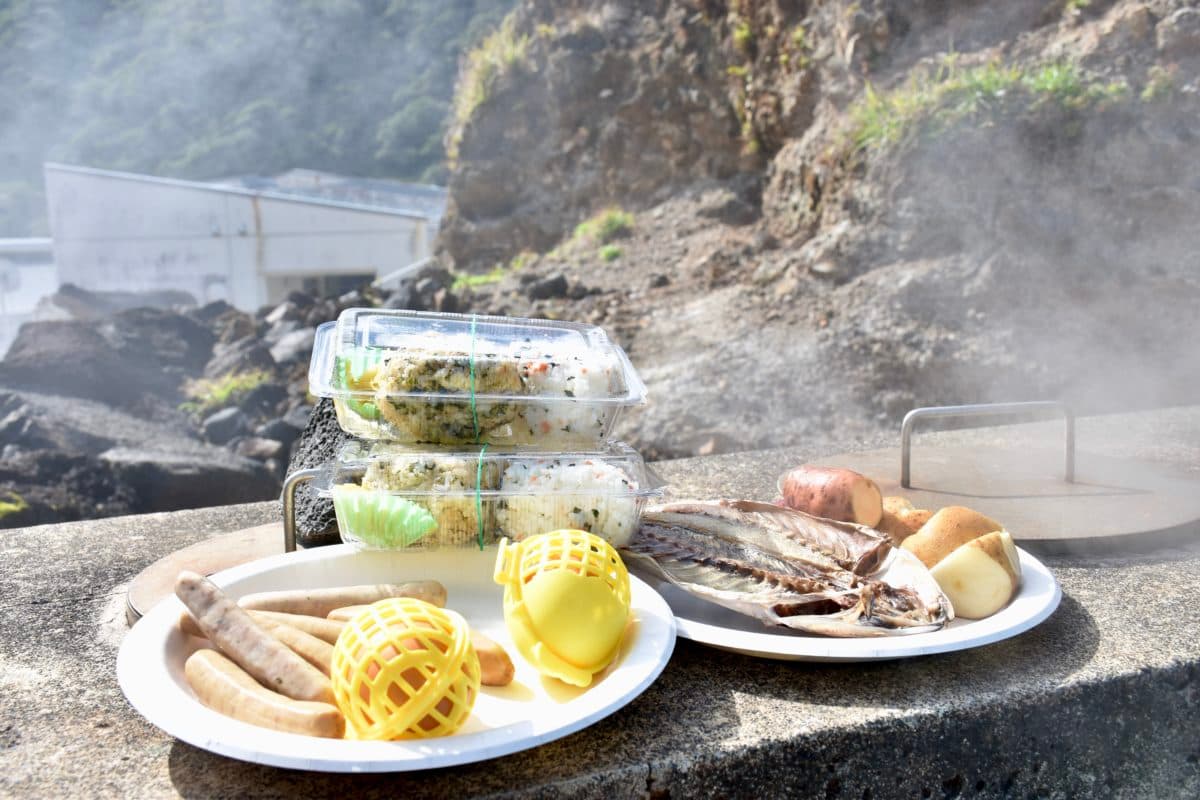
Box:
[901, 506, 1004, 568]
[875, 497, 933, 545]
[778, 466, 883, 527]
[929, 531, 1021, 619]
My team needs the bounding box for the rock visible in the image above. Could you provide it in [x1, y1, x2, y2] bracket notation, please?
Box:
[0, 309, 213, 407]
[432, 288, 460, 313]
[264, 301, 298, 326]
[304, 300, 337, 328]
[566, 282, 590, 300]
[255, 417, 303, 448]
[202, 407, 249, 444]
[213, 310, 258, 344]
[238, 382, 289, 418]
[268, 328, 316, 365]
[285, 290, 316, 309]
[204, 336, 276, 380]
[284, 399, 348, 546]
[527, 273, 569, 300]
[99, 447, 278, 513]
[337, 290, 365, 308]
[282, 404, 314, 430]
[190, 300, 235, 324]
[1156, 8, 1200, 57]
[233, 436, 285, 461]
[649, 273, 670, 288]
[696, 188, 759, 226]
[37, 283, 196, 321]
[263, 318, 300, 345]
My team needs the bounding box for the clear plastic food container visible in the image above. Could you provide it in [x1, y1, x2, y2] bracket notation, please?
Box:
[323, 440, 663, 550]
[308, 309, 646, 447]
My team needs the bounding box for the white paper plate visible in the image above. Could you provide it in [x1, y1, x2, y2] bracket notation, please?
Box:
[634, 548, 1059, 662]
[118, 545, 676, 772]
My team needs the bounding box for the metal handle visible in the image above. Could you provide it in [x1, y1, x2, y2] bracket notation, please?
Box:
[281, 467, 323, 552]
[901, 401, 1075, 488]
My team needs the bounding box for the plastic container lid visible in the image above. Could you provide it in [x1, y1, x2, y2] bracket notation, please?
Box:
[320, 440, 663, 551]
[308, 309, 647, 446]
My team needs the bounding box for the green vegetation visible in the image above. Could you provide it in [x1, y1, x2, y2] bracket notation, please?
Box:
[598, 244, 622, 262]
[180, 369, 272, 418]
[732, 18, 754, 56]
[452, 264, 509, 290]
[447, 14, 530, 163]
[451, 250, 531, 290]
[850, 57, 1130, 152]
[0, 0, 515, 236]
[572, 207, 634, 245]
[1141, 65, 1175, 102]
[0, 492, 28, 519]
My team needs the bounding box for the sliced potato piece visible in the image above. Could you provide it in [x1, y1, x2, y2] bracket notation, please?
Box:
[929, 531, 1021, 619]
[901, 506, 1005, 568]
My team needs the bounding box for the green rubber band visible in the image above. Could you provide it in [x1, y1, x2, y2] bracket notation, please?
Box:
[469, 314, 480, 443]
[475, 443, 488, 550]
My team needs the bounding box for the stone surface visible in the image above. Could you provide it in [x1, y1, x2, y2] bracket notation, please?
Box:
[1, 407, 1199, 797]
[98, 446, 278, 512]
[201, 407, 248, 445]
[268, 327, 316, 365]
[204, 336, 276, 380]
[283, 398, 348, 546]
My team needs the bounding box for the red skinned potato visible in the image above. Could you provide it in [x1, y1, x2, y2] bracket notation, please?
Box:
[777, 466, 883, 528]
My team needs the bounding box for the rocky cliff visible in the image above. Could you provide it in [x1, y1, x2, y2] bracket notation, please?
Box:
[436, 0, 1200, 459]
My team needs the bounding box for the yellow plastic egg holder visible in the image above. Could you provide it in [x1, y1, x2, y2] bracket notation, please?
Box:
[494, 529, 631, 687]
[330, 598, 480, 740]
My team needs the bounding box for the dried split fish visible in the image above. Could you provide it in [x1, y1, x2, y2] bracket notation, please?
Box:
[622, 500, 952, 637]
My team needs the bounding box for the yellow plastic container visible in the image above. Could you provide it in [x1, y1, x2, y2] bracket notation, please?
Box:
[493, 529, 631, 687]
[330, 598, 481, 740]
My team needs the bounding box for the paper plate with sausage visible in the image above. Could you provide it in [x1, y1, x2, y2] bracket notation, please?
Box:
[117, 545, 676, 772]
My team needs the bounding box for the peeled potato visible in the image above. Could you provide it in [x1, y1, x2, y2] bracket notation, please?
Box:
[876, 497, 933, 545]
[929, 531, 1021, 619]
[901, 506, 1005, 568]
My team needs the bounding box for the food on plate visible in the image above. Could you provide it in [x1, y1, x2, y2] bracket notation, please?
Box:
[184, 649, 345, 739]
[929, 531, 1021, 619]
[621, 500, 951, 637]
[254, 618, 335, 677]
[777, 465, 883, 527]
[358, 453, 500, 546]
[901, 506, 1005, 568]
[330, 598, 481, 740]
[494, 530, 631, 687]
[175, 571, 334, 704]
[247, 611, 345, 644]
[876, 496, 933, 545]
[237, 581, 447, 618]
[494, 456, 641, 545]
[470, 630, 515, 688]
[331, 484, 439, 548]
[329, 605, 514, 687]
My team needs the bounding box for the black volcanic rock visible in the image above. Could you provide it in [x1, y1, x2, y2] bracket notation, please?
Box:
[283, 398, 348, 547]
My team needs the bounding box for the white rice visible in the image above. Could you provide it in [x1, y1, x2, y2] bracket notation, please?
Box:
[495, 457, 640, 545]
[361, 455, 499, 547]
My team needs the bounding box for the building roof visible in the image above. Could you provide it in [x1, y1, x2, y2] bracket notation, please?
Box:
[43, 163, 445, 222]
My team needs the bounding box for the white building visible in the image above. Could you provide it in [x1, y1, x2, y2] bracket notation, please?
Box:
[0, 237, 57, 355]
[44, 163, 445, 311]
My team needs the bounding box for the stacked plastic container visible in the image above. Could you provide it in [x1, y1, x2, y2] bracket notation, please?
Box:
[301, 308, 661, 551]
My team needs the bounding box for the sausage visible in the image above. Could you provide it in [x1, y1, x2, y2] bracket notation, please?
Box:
[237, 581, 447, 618]
[255, 619, 335, 677]
[471, 630, 515, 687]
[185, 649, 344, 738]
[175, 571, 334, 705]
[179, 609, 345, 644]
[248, 611, 345, 644]
[329, 605, 514, 687]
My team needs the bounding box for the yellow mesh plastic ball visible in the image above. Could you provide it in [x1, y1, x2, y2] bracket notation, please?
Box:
[330, 598, 480, 740]
[493, 529, 631, 687]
